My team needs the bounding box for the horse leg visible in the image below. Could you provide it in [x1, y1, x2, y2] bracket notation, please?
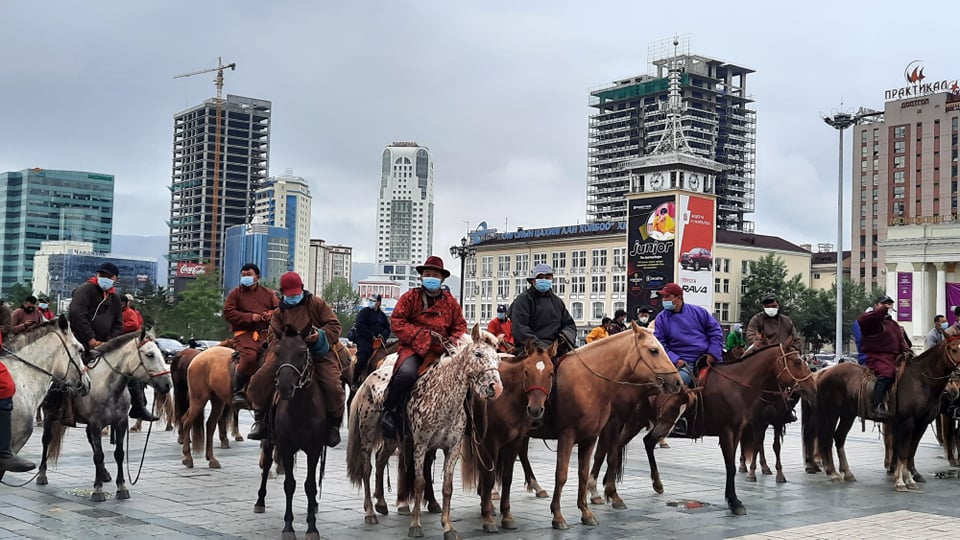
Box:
[643, 433, 663, 494]
[423, 449, 441, 513]
[217, 406, 230, 449]
[743, 427, 758, 482]
[884, 423, 894, 473]
[113, 420, 130, 499]
[36, 416, 54, 486]
[738, 427, 750, 474]
[87, 424, 109, 502]
[603, 427, 632, 509]
[206, 400, 225, 469]
[576, 437, 599, 526]
[255, 439, 274, 513]
[499, 445, 520, 530]
[801, 398, 821, 473]
[281, 449, 297, 538]
[817, 410, 841, 481]
[720, 428, 746, 515]
[180, 401, 200, 469]
[588, 423, 612, 505]
[519, 437, 547, 497]
[773, 423, 786, 483]
[232, 407, 243, 441]
[478, 445, 497, 533]
[304, 450, 320, 539]
[440, 446, 461, 540]
[373, 441, 393, 516]
[907, 422, 927, 484]
[834, 414, 857, 482]
[130, 419, 142, 433]
[550, 433, 575, 530]
[409, 447, 427, 538]
[758, 425, 772, 476]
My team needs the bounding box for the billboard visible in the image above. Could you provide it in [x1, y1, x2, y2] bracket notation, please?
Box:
[896, 272, 912, 322]
[676, 195, 716, 309]
[626, 195, 676, 318]
[176, 262, 207, 278]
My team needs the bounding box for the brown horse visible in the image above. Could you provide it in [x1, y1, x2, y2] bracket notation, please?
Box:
[460, 341, 556, 533]
[672, 343, 816, 514]
[934, 371, 960, 466]
[179, 346, 242, 469]
[810, 339, 960, 490]
[171, 348, 242, 449]
[526, 323, 683, 530]
[738, 391, 800, 483]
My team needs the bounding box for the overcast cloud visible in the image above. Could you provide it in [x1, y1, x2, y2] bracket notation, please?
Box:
[2, 1, 957, 265]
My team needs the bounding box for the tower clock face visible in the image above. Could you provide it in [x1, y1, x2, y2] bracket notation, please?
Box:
[649, 172, 666, 191]
[688, 173, 702, 191]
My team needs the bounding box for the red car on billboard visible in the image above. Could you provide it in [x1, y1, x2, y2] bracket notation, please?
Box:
[679, 247, 712, 271]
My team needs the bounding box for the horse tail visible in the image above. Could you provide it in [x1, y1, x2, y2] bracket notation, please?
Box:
[46, 421, 68, 465]
[801, 395, 815, 450]
[395, 437, 416, 504]
[156, 391, 173, 426]
[191, 409, 205, 454]
[460, 399, 481, 491]
[345, 382, 368, 487]
[173, 364, 191, 428]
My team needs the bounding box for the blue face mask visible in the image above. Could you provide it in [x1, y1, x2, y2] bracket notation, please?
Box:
[39, 303, 48, 310]
[422, 277, 442, 291]
[239, 275, 255, 287]
[497, 313, 506, 321]
[942, 322, 949, 330]
[283, 293, 303, 306]
[97, 277, 114, 290]
[662, 300, 675, 311]
[534, 279, 552, 293]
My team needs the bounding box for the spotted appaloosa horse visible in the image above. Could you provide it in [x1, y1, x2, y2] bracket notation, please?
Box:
[347, 325, 503, 539]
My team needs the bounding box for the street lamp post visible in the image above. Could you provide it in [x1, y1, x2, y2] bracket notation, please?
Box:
[449, 236, 477, 307]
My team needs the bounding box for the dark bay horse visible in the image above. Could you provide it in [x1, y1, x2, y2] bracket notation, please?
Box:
[254, 325, 330, 539]
[672, 343, 816, 514]
[934, 371, 960, 466]
[738, 390, 800, 483]
[460, 341, 556, 533]
[526, 323, 683, 530]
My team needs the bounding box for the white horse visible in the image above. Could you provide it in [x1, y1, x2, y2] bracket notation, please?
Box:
[347, 325, 503, 539]
[37, 330, 173, 502]
[3, 315, 90, 457]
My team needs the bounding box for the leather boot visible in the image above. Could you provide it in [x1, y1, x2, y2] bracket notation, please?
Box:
[326, 416, 342, 447]
[0, 410, 35, 473]
[248, 409, 267, 440]
[128, 381, 159, 422]
[232, 372, 250, 408]
[380, 408, 402, 441]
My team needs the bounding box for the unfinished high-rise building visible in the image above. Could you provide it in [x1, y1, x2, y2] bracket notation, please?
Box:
[587, 46, 756, 231]
[167, 94, 271, 287]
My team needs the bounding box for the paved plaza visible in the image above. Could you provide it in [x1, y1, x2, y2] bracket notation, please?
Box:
[2, 402, 960, 539]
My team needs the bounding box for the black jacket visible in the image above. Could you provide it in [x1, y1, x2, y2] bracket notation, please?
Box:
[69, 280, 123, 346]
[509, 287, 577, 350]
[355, 306, 390, 347]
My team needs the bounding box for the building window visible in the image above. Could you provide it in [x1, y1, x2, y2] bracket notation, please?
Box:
[894, 171, 905, 184]
[514, 278, 526, 295]
[592, 302, 605, 319]
[741, 260, 750, 274]
[894, 156, 905, 169]
[571, 302, 584, 320]
[612, 274, 625, 294]
[481, 303, 492, 321]
[714, 302, 730, 322]
[895, 126, 906, 138]
[591, 249, 607, 269]
[613, 301, 625, 315]
[813, 272, 821, 280]
[465, 257, 477, 277]
[533, 252, 547, 267]
[552, 251, 567, 270]
[464, 304, 476, 322]
[497, 255, 511, 273]
[894, 141, 906, 153]
[514, 254, 529, 275]
[715, 278, 722, 294]
[481, 280, 493, 300]
[555, 277, 566, 295]
[481, 256, 493, 275]
[591, 275, 607, 295]
[612, 248, 626, 268]
[570, 276, 586, 295]
[571, 250, 587, 269]
[894, 186, 905, 199]
[722, 279, 730, 293]
[497, 279, 510, 299]
[465, 280, 477, 299]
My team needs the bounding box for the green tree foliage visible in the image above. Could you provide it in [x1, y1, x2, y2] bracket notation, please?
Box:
[739, 253, 806, 325]
[137, 284, 174, 333]
[5, 282, 35, 305]
[322, 277, 360, 331]
[164, 271, 229, 340]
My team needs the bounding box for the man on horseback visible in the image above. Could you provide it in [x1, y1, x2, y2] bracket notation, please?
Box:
[380, 256, 467, 440]
[509, 263, 577, 356]
[36, 296, 54, 321]
[223, 263, 279, 408]
[858, 296, 911, 420]
[10, 295, 44, 334]
[605, 309, 628, 336]
[247, 272, 344, 446]
[0, 300, 11, 338]
[636, 307, 652, 328]
[353, 294, 391, 386]
[726, 323, 747, 352]
[745, 293, 800, 353]
[487, 304, 515, 352]
[653, 282, 723, 388]
[0, 327, 36, 473]
[120, 295, 144, 333]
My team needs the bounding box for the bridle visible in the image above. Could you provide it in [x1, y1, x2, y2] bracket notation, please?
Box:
[88, 337, 171, 382]
[569, 330, 677, 388]
[1, 328, 87, 392]
[708, 343, 812, 395]
[522, 365, 552, 398]
[275, 348, 314, 390]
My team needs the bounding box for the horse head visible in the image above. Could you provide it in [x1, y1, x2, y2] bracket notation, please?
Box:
[58, 314, 92, 396]
[274, 325, 312, 401]
[946, 370, 960, 402]
[944, 337, 960, 369]
[6, 314, 91, 396]
[137, 333, 173, 394]
[519, 339, 556, 421]
[773, 341, 816, 401]
[629, 322, 684, 394]
[462, 324, 503, 401]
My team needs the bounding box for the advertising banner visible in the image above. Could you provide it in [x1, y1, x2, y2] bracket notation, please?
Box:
[626, 194, 676, 319]
[896, 272, 912, 322]
[676, 195, 716, 309]
[947, 282, 960, 325]
[176, 262, 207, 278]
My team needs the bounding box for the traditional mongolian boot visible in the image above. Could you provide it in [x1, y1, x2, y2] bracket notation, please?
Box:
[231, 373, 250, 408]
[326, 416, 342, 448]
[869, 377, 893, 421]
[248, 409, 267, 440]
[128, 380, 159, 422]
[0, 408, 35, 473]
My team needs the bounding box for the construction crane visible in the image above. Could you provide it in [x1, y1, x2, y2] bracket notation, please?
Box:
[174, 57, 236, 273]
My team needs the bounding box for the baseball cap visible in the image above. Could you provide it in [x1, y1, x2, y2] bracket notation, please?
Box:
[876, 295, 894, 305]
[656, 283, 683, 297]
[279, 272, 304, 295]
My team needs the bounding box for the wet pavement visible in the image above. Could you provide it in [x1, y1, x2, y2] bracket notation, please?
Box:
[2, 402, 960, 539]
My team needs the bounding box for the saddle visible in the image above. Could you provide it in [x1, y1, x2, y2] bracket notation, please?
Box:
[858, 370, 897, 426]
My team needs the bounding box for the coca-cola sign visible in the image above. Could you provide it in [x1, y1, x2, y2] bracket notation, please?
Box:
[176, 262, 207, 278]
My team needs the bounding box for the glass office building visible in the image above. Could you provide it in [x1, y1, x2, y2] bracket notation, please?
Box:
[222, 224, 289, 292]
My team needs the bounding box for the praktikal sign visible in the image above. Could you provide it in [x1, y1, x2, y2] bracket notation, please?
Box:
[885, 60, 959, 101]
[889, 214, 960, 226]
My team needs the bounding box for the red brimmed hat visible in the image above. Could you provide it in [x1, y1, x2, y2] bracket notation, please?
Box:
[656, 283, 683, 297]
[415, 256, 450, 279]
[279, 272, 304, 295]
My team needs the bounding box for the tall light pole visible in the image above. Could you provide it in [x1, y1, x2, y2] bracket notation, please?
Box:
[449, 236, 477, 307]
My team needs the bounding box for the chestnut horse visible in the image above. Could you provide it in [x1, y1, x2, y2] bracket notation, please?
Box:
[179, 346, 242, 469]
[171, 348, 241, 449]
[460, 340, 556, 533]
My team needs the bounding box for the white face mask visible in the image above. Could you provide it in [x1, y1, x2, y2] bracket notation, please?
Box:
[764, 307, 778, 317]
[638, 317, 649, 324]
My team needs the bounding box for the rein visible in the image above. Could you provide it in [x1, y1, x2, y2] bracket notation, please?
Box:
[275, 351, 314, 390]
[567, 331, 673, 388]
[707, 344, 810, 394]
[0, 330, 85, 391]
[916, 340, 960, 380]
[90, 338, 170, 382]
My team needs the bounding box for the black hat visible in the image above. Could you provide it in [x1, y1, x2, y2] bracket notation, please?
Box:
[241, 263, 261, 276]
[876, 295, 894, 306]
[761, 293, 778, 305]
[97, 262, 120, 277]
[374, 294, 382, 301]
[637, 307, 652, 314]
[497, 304, 508, 313]
[614, 309, 627, 318]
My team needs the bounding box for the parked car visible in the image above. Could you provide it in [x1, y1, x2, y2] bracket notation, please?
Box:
[679, 247, 712, 271]
[155, 337, 186, 364]
[189, 339, 223, 351]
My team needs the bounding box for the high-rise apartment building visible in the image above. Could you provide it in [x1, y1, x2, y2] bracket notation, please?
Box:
[0, 168, 114, 293]
[254, 170, 312, 279]
[852, 87, 960, 289]
[168, 94, 271, 287]
[587, 51, 756, 231]
[307, 239, 352, 294]
[376, 142, 434, 264]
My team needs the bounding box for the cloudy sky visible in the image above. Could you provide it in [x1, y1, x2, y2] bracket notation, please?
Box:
[2, 1, 957, 265]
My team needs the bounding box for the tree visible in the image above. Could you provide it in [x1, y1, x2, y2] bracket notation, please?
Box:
[739, 253, 806, 326]
[794, 288, 835, 353]
[165, 271, 230, 340]
[5, 281, 34, 305]
[138, 284, 174, 333]
[322, 277, 360, 331]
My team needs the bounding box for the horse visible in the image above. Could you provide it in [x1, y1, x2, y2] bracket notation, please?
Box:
[171, 348, 241, 450]
[346, 340, 398, 412]
[669, 342, 816, 515]
[3, 316, 89, 462]
[130, 390, 175, 433]
[738, 390, 800, 483]
[460, 340, 556, 533]
[810, 339, 960, 490]
[346, 324, 503, 539]
[934, 371, 960, 466]
[38, 331, 173, 502]
[520, 323, 683, 530]
[253, 325, 330, 540]
[179, 345, 245, 468]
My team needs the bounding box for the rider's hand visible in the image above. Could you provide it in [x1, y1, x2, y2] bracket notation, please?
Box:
[305, 328, 319, 345]
[676, 359, 686, 368]
[705, 354, 717, 365]
[261, 310, 274, 321]
[252, 313, 262, 322]
[88, 339, 102, 349]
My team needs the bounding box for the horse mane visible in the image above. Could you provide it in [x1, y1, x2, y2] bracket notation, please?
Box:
[721, 342, 787, 366]
[95, 330, 142, 355]
[3, 317, 61, 350]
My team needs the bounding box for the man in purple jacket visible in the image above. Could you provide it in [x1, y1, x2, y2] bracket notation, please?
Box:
[653, 282, 724, 387]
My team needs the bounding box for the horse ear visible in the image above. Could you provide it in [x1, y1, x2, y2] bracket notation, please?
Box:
[525, 338, 536, 356]
[284, 324, 299, 338]
[548, 340, 559, 357]
[58, 313, 69, 331]
[471, 323, 481, 342]
[139, 327, 147, 341]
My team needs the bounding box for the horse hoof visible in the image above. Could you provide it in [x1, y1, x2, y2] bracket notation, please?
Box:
[913, 474, 927, 483]
[375, 502, 388, 515]
[116, 489, 130, 500]
[165, 425, 174, 432]
[612, 500, 627, 510]
[829, 474, 842, 483]
[761, 468, 773, 476]
[491, 489, 500, 500]
[776, 475, 787, 484]
[805, 465, 821, 474]
[104, 472, 112, 482]
[235, 435, 244, 442]
[659, 441, 670, 448]
[364, 515, 379, 525]
[482, 523, 498, 533]
[408, 526, 424, 538]
[305, 532, 320, 540]
[91, 491, 106, 503]
[581, 515, 599, 526]
[844, 474, 857, 483]
[36, 475, 48, 486]
[397, 504, 411, 515]
[427, 501, 442, 514]
[738, 465, 747, 473]
[443, 530, 461, 540]
[501, 517, 517, 530]
[906, 482, 920, 491]
[746, 474, 756, 482]
[220, 441, 230, 449]
[731, 505, 746, 516]
[590, 495, 603, 505]
[895, 483, 909, 492]
[209, 460, 221, 469]
[182, 458, 194, 469]
[552, 519, 569, 530]
[281, 531, 297, 540]
[254, 505, 265, 514]
[535, 489, 548, 498]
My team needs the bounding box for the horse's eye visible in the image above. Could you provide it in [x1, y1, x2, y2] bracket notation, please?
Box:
[649, 348, 659, 355]
[146, 352, 155, 358]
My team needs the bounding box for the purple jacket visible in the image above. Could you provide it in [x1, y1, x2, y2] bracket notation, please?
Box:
[654, 302, 724, 365]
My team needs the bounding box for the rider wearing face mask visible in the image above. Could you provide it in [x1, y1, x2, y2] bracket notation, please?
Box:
[36, 296, 55, 321]
[222, 263, 278, 409]
[635, 307, 653, 329]
[925, 314, 948, 351]
[486, 304, 514, 353]
[653, 282, 724, 388]
[380, 256, 467, 440]
[247, 271, 343, 446]
[10, 295, 44, 334]
[509, 263, 577, 357]
[745, 293, 801, 353]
